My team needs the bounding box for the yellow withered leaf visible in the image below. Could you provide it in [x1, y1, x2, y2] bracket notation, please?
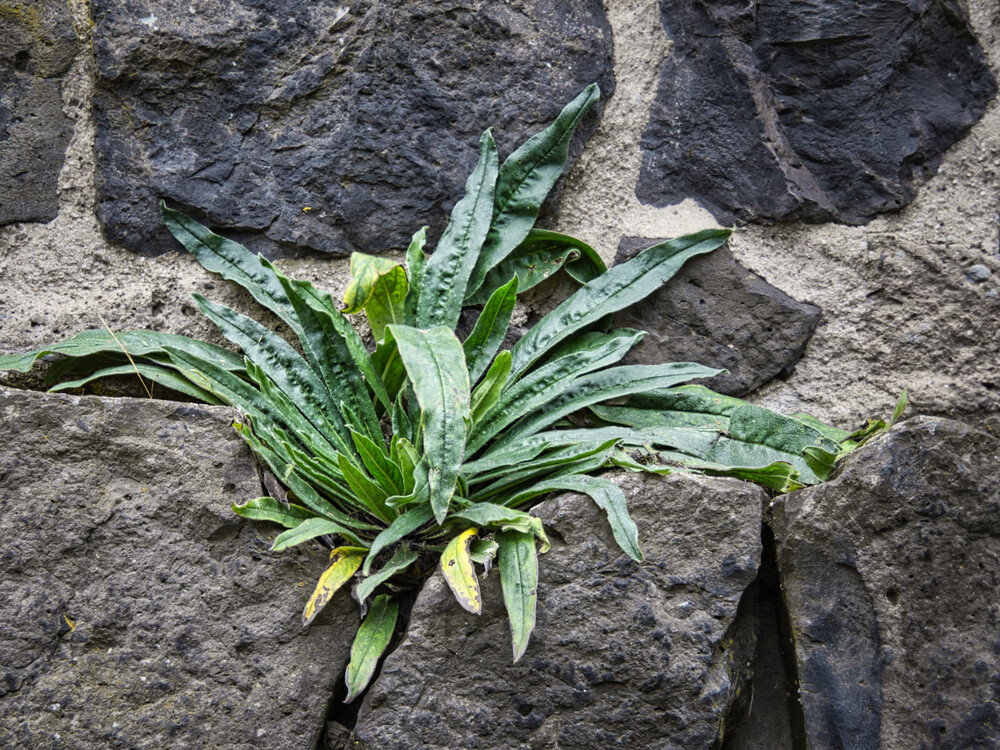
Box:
[302, 546, 366, 627]
[441, 527, 481, 615]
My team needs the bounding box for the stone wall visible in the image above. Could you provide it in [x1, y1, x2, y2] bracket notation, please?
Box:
[1, 0, 998, 429]
[1, 0, 999, 748]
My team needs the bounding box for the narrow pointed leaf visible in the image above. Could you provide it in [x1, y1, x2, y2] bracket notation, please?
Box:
[271, 517, 358, 551]
[232, 497, 316, 528]
[789, 412, 851, 443]
[506, 474, 641, 562]
[509, 229, 731, 378]
[468, 330, 645, 453]
[466, 84, 601, 300]
[597, 384, 746, 430]
[403, 227, 428, 325]
[463, 276, 518, 384]
[441, 527, 482, 615]
[303, 547, 366, 627]
[337, 453, 394, 524]
[192, 294, 354, 453]
[285, 275, 393, 412]
[48, 362, 224, 404]
[363, 506, 434, 576]
[470, 351, 512, 424]
[160, 203, 304, 334]
[465, 244, 574, 306]
[356, 547, 419, 604]
[0, 328, 245, 374]
[351, 430, 403, 496]
[276, 271, 383, 440]
[498, 530, 538, 663]
[484, 362, 720, 454]
[451, 503, 549, 553]
[417, 130, 499, 329]
[344, 594, 399, 703]
[389, 325, 470, 524]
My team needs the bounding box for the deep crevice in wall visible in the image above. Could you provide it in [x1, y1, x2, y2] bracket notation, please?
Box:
[315, 581, 423, 750]
[720, 523, 807, 750]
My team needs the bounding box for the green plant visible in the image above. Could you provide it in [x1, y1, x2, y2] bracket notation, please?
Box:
[0, 84, 904, 702]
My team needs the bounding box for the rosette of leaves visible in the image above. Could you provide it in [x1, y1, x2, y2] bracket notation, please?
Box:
[0, 84, 902, 702]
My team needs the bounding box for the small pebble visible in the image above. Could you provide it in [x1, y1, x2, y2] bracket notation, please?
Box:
[965, 264, 991, 282]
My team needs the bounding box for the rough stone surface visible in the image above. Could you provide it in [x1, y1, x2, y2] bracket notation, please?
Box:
[636, 0, 997, 225]
[0, 0, 79, 225]
[770, 416, 1000, 749]
[92, 0, 613, 256]
[0, 388, 358, 749]
[351, 472, 765, 750]
[613, 238, 821, 396]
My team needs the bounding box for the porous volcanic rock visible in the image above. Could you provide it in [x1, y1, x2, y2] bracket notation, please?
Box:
[0, 388, 358, 749]
[0, 0, 79, 225]
[636, 0, 997, 225]
[770, 416, 1000, 748]
[91, 0, 613, 256]
[350, 472, 765, 749]
[613, 237, 821, 396]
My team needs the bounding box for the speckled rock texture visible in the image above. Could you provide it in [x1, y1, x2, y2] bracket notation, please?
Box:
[636, 0, 997, 225]
[0, 388, 358, 750]
[770, 416, 1000, 749]
[0, 0, 79, 225]
[349, 472, 765, 750]
[613, 238, 821, 396]
[91, 0, 613, 256]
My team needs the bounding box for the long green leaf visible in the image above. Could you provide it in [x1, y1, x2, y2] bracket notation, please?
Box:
[344, 594, 399, 703]
[48, 362, 224, 404]
[450, 503, 549, 553]
[285, 275, 393, 412]
[509, 229, 731, 378]
[468, 439, 618, 490]
[592, 384, 746, 430]
[276, 272, 383, 440]
[470, 351, 512, 425]
[417, 130, 499, 329]
[390, 325, 471, 524]
[498, 530, 538, 663]
[466, 229, 606, 305]
[271, 517, 358, 551]
[492, 363, 721, 451]
[466, 84, 601, 301]
[232, 422, 377, 534]
[192, 294, 354, 454]
[402, 227, 427, 325]
[160, 203, 303, 334]
[356, 547, 419, 604]
[503, 474, 642, 562]
[462, 276, 518, 384]
[232, 497, 317, 528]
[465, 243, 574, 306]
[337, 454, 394, 524]
[351, 430, 403, 496]
[0, 328, 244, 375]
[363, 506, 434, 575]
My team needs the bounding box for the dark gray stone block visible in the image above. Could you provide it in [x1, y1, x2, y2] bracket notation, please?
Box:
[636, 0, 997, 226]
[0, 1, 79, 225]
[0, 388, 358, 749]
[351, 472, 765, 750]
[614, 238, 821, 396]
[92, 0, 613, 256]
[770, 416, 1000, 749]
